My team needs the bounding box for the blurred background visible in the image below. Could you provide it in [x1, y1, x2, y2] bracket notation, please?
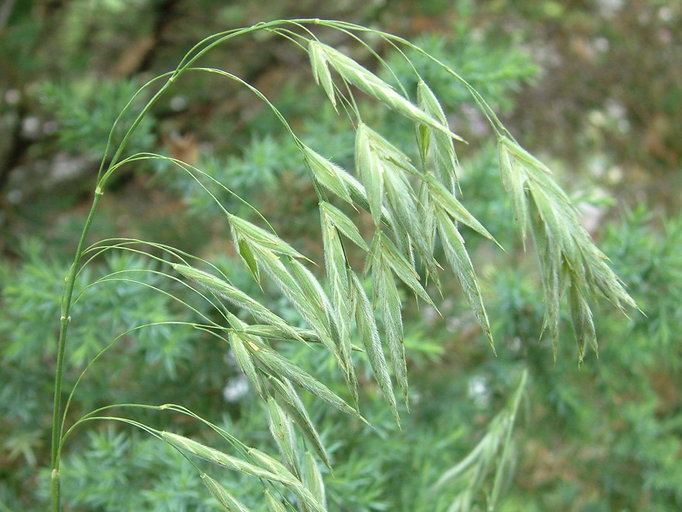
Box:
[0, 1, 680, 511]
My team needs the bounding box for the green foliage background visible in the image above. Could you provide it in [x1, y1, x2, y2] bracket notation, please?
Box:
[1, 1, 680, 511]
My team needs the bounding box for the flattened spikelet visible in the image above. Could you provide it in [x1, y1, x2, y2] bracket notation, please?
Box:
[238, 239, 260, 284]
[498, 138, 529, 242]
[269, 377, 331, 467]
[320, 201, 368, 250]
[436, 210, 494, 350]
[248, 448, 327, 512]
[369, 233, 432, 305]
[253, 345, 360, 418]
[173, 263, 302, 342]
[308, 40, 336, 109]
[313, 41, 464, 141]
[417, 80, 460, 189]
[161, 432, 294, 485]
[230, 214, 305, 259]
[267, 397, 297, 468]
[351, 272, 399, 424]
[249, 248, 338, 357]
[264, 490, 288, 512]
[303, 452, 327, 509]
[320, 206, 358, 400]
[355, 123, 384, 225]
[425, 174, 497, 244]
[569, 281, 597, 363]
[230, 331, 263, 397]
[375, 263, 408, 403]
[303, 146, 353, 204]
[201, 474, 251, 512]
[498, 134, 635, 358]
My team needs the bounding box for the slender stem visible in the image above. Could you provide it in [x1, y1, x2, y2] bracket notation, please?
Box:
[49, 191, 102, 512]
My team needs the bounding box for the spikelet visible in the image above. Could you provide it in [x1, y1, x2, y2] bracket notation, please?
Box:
[310, 40, 464, 142]
[498, 135, 635, 358]
[302, 452, 326, 509]
[417, 79, 460, 190]
[201, 474, 251, 512]
[351, 272, 399, 425]
[172, 263, 303, 342]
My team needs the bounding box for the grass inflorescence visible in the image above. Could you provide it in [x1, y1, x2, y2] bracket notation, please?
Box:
[47, 18, 634, 512]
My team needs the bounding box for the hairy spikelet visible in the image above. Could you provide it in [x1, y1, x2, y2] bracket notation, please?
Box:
[236, 324, 318, 343]
[302, 452, 327, 509]
[173, 263, 302, 342]
[375, 263, 408, 403]
[319, 202, 359, 402]
[308, 40, 336, 109]
[310, 40, 464, 141]
[229, 214, 305, 260]
[355, 123, 385, 225]
[162, 432, 296, 486]
[267, 397, 297, 468]
[498, 140, 530, 241]
[248, 447, 327, 512]
[245, 246, 341, 363]
[237, 239, 260, 284]
[436, 209, 494, 350]
[201, 474, 252, 512]
[320, 202, 368, 251]
[425, 174, 497, 244]
[417, 79, 460, 191]
[354, 123, 439, 277]
[497, 135, 635, 358]
[304, 146, 354, 204]
[264, 490, 288, 512]
[252, 344, 360, 419]
[433, 371, 527, 511]
[230, 330, 264, 398]
[269, 377, 331, 467]
[351, 272, 399, 424]
[367, 232, 432, 305]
